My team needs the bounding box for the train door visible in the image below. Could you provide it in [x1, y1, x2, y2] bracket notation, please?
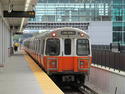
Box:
[61, 38, 75, 71]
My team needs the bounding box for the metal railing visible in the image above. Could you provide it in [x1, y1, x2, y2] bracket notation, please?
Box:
[92, 45, 125, 72]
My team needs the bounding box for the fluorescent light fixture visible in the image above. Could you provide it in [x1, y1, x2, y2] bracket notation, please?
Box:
[19, 18, 25, 32]
[19, 0, 31, 32]
[25, 0, 31, 11]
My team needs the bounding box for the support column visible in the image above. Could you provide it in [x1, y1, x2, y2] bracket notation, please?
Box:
[0, 1, 11, 68]
[0, 17, 3, 67]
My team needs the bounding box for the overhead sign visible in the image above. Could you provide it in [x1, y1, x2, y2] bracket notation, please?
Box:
[14, 32, 23, 35]
[3, 11, 35, 18]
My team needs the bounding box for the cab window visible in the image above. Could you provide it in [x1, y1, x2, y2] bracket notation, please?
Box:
[77, 39, 90, 56]
[46, 38, 60, 56]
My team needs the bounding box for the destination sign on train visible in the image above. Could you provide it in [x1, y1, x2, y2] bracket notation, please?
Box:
[3, 11, 35, 18]
[61, 31, 76, 35]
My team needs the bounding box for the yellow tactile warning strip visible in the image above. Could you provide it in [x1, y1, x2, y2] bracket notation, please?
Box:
[24, 53, 64, 94]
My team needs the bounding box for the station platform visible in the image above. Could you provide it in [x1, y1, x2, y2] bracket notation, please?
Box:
[0, 51, 64, 94]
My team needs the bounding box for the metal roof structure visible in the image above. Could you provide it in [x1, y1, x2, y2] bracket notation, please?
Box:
[0, 0, 37, 32]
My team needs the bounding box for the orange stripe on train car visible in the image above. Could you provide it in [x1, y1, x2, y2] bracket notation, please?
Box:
[25, 49, 92, 73]
[42, 56, 92, 72]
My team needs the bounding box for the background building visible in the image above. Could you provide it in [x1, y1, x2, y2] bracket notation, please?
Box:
[30, 0, 111, 22]
[112, 0, 125, 45]
[26, 0, 125, 45]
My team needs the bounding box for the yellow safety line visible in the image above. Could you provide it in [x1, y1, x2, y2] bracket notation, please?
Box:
[24, 52, 64, 94]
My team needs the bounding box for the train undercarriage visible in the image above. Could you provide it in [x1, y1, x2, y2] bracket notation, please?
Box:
[50, 72, 86, 87]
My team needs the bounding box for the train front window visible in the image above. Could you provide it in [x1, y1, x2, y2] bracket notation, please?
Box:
[46, 38, 60, 56]
[77, 39, 90, 56]
[64, 39, 71, 55]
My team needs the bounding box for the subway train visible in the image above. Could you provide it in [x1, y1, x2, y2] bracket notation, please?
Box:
[23, 27, 92, 84]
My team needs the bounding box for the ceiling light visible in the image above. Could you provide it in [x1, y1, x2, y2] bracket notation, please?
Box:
[19, 0, 31, 32]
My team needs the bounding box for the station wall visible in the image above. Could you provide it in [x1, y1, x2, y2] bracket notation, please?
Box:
[0, 2, 11, 67]
[88, 21, 112, 45]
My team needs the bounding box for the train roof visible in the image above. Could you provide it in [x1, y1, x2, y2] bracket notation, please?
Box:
[52, 27, 87, 34]
[24, 27, 89, 41]
[40, 27, 88, 37]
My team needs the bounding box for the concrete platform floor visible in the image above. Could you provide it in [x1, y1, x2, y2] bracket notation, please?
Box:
[0, 51, 43, 94]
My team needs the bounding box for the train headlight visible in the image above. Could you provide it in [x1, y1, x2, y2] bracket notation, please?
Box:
[52, 32, 56, 37]
[80, 33, 84, 37]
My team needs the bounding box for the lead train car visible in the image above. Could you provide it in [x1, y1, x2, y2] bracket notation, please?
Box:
[23, 27, 92, 84]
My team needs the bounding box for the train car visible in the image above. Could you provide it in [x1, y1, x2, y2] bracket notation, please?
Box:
[23, 27, 92, 84]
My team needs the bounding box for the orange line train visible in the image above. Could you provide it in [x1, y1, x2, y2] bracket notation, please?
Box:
[23, 27, 92, 85]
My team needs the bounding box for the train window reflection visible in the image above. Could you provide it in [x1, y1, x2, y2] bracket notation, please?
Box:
[46, 38, 60, 56]
[64, 39, 71, 55]
[77, 39, 89, 56]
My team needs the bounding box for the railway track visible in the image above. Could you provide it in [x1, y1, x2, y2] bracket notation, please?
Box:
[61, 84, 98, 94]
[49, 73, 98, 94]
[78, 85, 98, 94]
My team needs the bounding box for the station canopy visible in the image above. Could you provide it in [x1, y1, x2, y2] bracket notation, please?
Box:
[1, 0, 37, 32]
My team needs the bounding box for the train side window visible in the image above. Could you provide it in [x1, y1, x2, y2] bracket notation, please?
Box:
[33, 40, 34, 50]
[37, 40, 39, 52]
[38, 40, 40, 53]
[32, 41, 33, 50]
[35, 40, 37, 51]
[39, 39, 41, 54]
[36, 40, 37, 52]
[36, 40, 38, 52]
[41, 40, 45, 54]
[46, 38, 60, 56]
[40, 40, 43, 54]
[33, 40, 35, 51]
[34, 40, 35, 51]
[40, 39, 44, 54]
[35, 40, 37, 52]
[64, 39, 71, 55]
[34, 40, 36, 51]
